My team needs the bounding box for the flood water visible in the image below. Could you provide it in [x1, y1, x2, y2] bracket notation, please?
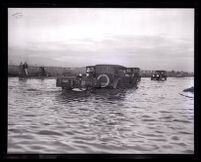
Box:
[8, 77, 194, 154]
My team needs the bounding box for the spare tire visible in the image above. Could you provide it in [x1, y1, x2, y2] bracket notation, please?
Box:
[97, 74, 110, 88]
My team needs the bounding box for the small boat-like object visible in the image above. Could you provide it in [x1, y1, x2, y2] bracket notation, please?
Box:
[183, 86, 194, 93]
[179, 86, 194, 98]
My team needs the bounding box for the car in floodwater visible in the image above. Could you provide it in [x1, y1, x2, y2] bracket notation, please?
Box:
[56, 64, 141, 90]
[151, 70, 167, 81]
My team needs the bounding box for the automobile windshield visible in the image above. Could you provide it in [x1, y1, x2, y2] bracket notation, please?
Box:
[126, 69, 132, 73]
[86, 67, 94, 73]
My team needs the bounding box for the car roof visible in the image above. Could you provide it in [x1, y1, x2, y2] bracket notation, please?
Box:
[155, 70, 166, 72]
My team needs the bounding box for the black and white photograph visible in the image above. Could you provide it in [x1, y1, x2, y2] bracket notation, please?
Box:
[7, 8, 194, 155]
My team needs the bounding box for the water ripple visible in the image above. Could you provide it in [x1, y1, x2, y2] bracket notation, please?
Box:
[8, 77, 194, 154]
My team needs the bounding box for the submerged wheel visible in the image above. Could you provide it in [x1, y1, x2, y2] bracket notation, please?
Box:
[97, 74, 110, 88]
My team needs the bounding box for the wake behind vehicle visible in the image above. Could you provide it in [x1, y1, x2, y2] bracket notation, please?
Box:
[56, 64, 141, 91]
[151, 70, 167, 81]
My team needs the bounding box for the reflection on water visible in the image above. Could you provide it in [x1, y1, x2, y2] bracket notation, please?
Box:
[8, 77, 194, 154]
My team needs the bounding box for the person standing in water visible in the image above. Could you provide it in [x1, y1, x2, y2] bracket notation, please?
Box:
[23, 62, 29, 76]
[39, 66, 46, 76]
[19, 62, 23, 76]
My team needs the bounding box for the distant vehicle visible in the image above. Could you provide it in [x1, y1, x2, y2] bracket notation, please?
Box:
[56, 64, 141, 91]
[151, 70, 167, 81]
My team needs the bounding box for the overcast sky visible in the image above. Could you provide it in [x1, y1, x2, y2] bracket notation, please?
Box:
[8, 8, 194, 72]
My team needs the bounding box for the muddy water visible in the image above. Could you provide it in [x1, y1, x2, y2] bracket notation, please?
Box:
[8, 77, 194, 154]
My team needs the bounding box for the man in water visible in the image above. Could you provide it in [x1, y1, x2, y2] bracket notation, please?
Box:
[39, 66, 46, 76]
[23, 62, 29, 76]
[19, 62, 23, 76]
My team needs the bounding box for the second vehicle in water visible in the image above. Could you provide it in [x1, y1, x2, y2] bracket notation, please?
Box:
[151, 70, 167, 81]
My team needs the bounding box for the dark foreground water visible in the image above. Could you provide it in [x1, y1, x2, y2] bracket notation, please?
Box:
[8, 77, 194, 154]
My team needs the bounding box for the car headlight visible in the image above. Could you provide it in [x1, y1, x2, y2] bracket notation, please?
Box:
[62, 79, 69, 83]
[125, 74, 130, 77]
[156, 74, 159, 77]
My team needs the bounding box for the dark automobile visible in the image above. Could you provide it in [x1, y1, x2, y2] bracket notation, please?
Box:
[151, 70, 167, 81]
[56, 64, 141, 90]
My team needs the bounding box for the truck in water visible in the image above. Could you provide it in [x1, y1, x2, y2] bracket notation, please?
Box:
[56, 64, 141, 91]
[151, 70, 167, 81]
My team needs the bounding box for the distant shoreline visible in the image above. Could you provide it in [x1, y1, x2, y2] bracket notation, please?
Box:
[8, 75, 194, 79]
[8, 65, 85, 78]
[8, 65, 194, 78]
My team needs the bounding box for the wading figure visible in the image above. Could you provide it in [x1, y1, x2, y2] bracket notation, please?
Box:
[18, 62, 23, 76]
[39, 66, 46, 77]
[23, 62, 29, 76]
